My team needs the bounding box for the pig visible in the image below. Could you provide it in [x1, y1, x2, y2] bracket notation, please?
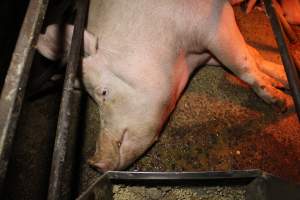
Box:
[37, 0, 291, 172]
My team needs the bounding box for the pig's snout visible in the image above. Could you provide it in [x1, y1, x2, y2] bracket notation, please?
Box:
[88, 127, 158, 172]
[88, 131, 122, 172]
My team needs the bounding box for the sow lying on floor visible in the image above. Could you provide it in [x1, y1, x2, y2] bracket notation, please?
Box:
[37, 0, 291, 172]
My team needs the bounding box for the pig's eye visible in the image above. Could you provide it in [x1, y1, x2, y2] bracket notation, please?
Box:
[101, 88, 109, 96]
[95, 87, 109, 102]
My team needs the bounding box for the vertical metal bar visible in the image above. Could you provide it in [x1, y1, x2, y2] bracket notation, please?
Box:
[263, 0, 300, 121]
[0, 0, 48, 194]
[47, 0, 89, 199]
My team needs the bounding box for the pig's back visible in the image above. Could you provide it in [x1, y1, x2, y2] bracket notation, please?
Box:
[87, 0, 226, 55]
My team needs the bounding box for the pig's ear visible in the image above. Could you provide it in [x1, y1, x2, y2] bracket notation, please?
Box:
[36, 24, 98, 61]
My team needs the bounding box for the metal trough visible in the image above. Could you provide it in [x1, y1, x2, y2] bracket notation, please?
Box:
[77, 170, 300, 200]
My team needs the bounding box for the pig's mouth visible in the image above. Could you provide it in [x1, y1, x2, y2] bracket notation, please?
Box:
[88, 127, 159, 172]
[88, 128, 128, 172]
[118, 128, 127, 148]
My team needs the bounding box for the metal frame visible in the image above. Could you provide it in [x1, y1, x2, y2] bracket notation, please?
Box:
[106, 170, 262, 180]
[47, 0, 89, 200]
[263, 0, 300, 120]
[0, 0, 49, 194]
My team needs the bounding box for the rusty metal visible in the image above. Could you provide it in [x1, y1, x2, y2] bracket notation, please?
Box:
[263, 0, 300, 121]
[47, 0, 89, 199]
[0, 0, 49, 194]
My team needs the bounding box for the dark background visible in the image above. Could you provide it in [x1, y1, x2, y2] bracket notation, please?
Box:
[0, 1, 78, 199]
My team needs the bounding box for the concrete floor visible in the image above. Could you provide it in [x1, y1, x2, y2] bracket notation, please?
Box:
[3, 5, 300, 200]
[78, 6, 300, 192]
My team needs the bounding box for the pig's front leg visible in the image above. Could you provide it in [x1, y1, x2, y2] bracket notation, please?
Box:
[246, 45, 288, 88]
[206, 2, 290, 110]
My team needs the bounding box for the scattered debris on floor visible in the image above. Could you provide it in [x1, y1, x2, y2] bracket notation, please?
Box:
[112, 184, 246, 200]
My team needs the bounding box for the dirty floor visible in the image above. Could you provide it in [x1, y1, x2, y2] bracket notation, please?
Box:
[77, 6, 300, 193]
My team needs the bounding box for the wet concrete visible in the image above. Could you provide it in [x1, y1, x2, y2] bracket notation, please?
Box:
[78, 6, 300, 192]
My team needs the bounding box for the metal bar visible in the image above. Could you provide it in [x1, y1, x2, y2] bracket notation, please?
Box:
[263, 0, 300, 121]
[0, 0, 48, 194]
[47, 0, 89, 199]
[107, 170, 263, 180]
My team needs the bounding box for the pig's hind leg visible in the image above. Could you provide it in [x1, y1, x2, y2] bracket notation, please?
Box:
[206, 2, 291, 110]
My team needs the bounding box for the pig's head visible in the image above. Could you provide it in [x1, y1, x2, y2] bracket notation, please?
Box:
[82, 54, 175, 172]
[37, 24, 181, 172]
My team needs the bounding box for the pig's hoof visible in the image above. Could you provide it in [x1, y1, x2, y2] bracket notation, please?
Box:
[255, 84, 293, 112]
[272, 99, 288, 113]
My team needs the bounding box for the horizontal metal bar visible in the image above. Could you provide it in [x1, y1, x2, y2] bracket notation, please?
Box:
[0, 0, 48, 195]
[263, 0, 300, 121]
[47, 0, 89, 200]
[106, 170, 263, 180]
